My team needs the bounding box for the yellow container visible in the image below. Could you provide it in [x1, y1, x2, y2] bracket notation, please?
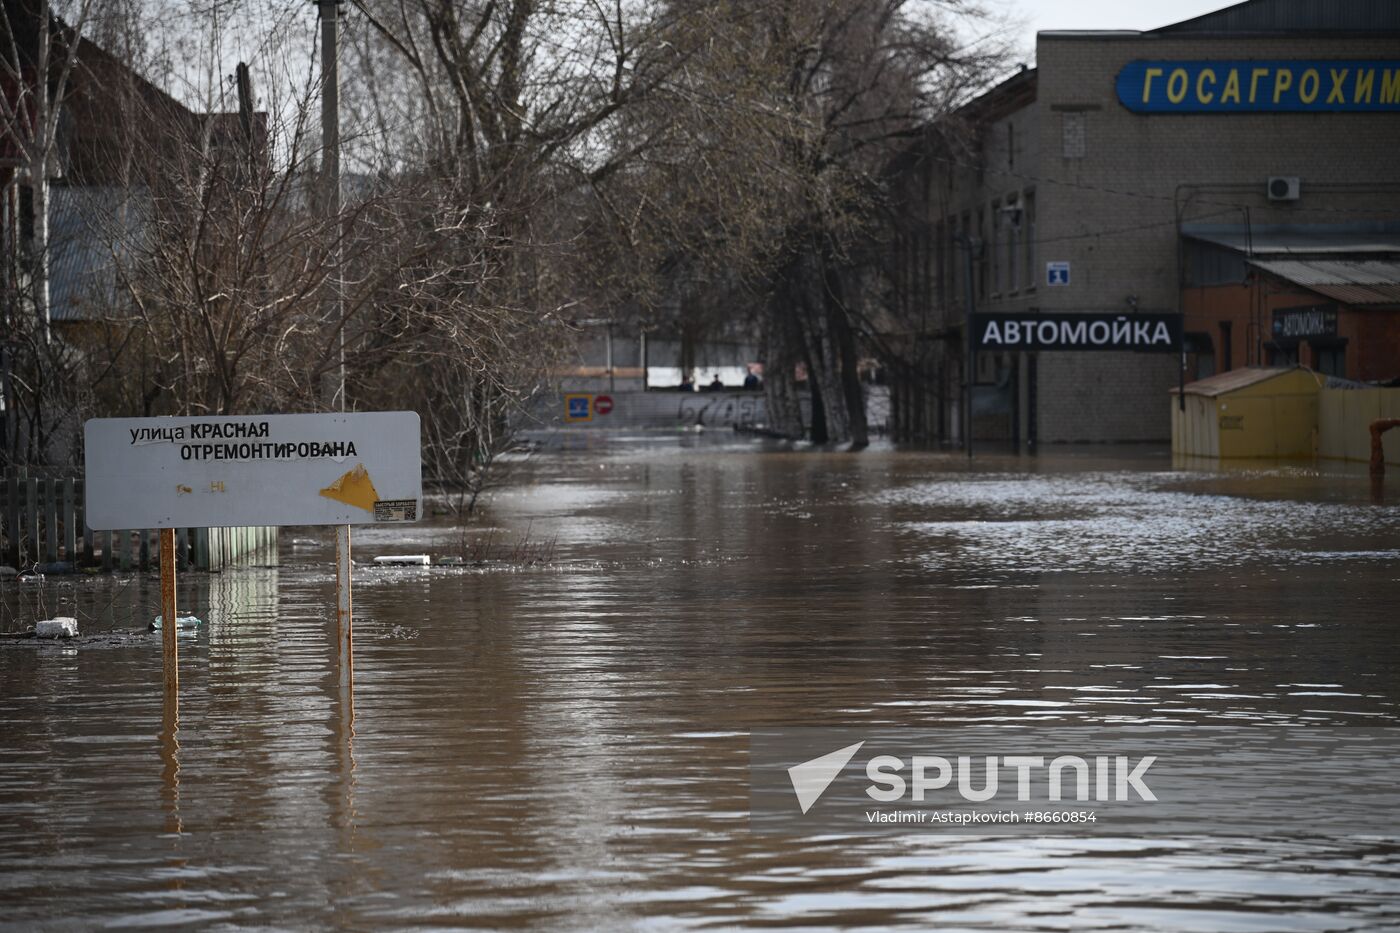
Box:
[1170, 368, 1321, 460]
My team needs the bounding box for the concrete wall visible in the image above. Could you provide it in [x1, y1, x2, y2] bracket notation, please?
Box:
[529, 386, 892, 434]
[532, 391, 767, 430]
[562, 326, 761, 391]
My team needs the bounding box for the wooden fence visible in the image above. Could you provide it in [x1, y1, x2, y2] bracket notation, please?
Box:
[1, 469, 277, 572]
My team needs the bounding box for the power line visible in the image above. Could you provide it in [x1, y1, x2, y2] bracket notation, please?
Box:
[908, 145, 1399, 219]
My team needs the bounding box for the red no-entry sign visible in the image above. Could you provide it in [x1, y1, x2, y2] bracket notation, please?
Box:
[595, 395, 614, 415]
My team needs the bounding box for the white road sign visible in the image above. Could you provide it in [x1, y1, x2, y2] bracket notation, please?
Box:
[84, 412, 422, 529]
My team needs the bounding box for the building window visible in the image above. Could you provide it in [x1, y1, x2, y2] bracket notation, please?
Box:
[1185, 332, 1215, 380]
[1311, 340, 1347, 378]
[19, 185, 34, 242]
[1022, 191, 1035, 291]
[1062, 112, 1085, 159]
[920, 225, 930, 310]
[919, 222, 931, 313]
[976, 209, 988, 302]
[955, 213, 968, 306]
[934, 220, 946, 309]
[907, 228, 917, 312]
[1267, 343, 1299, 367]
[1187, 242, 1250, 287]
[991, 202, 1002, 295]
[1007, 198, 1020, 293]
[945, 218, 955, 307]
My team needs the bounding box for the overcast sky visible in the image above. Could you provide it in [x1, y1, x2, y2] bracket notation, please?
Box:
[1009, 0, 1237, 59]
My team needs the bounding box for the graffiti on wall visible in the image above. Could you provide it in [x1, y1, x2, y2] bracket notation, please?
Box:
[677, 395, 763, 427]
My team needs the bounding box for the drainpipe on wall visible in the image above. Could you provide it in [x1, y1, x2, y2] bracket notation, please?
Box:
[955, 233, 978, 459]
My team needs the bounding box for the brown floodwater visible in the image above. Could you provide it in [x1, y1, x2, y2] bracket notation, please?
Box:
[2, 436, 1399, 930]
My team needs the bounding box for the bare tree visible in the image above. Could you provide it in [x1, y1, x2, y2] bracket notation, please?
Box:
[598, 0, 1010, 446]
[1, 0, 1007, 478]
[336, 0, 713, 503]
[0, 0, 101, 340]
[0, 0, 112, 465]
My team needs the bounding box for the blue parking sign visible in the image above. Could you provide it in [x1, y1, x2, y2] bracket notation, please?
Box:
[565, 394, 593, 422]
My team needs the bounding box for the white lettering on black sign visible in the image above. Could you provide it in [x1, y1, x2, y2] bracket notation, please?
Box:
[1272, 306, 1337, 340]
[972, 313, 1182, 353]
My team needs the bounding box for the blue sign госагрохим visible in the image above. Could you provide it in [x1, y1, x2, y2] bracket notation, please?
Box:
[1116, 61, 1400, 113]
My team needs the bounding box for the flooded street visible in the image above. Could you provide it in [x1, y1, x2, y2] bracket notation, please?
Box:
[3, 437, 1400, 930]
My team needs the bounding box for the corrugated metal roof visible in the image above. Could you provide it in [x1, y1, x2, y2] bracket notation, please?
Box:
[1155, 0, 1400, 34]
[1182, 225, 1400, 256]
[1249, 258, 1400, 306]
[1171, 366, 1323, 397]
[49, 186, 148, 321]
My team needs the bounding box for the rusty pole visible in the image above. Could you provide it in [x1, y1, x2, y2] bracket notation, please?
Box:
[318, 0, 354, 716]
[160, 527, 178, 704]
[336, 523, 353, 720]
[159, 679, 181, 835]
[1369, 419, 1400, 478]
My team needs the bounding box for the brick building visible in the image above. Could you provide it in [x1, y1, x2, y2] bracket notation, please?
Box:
[1180, 224, 1400, 382]
[883, 0, 1400, 446]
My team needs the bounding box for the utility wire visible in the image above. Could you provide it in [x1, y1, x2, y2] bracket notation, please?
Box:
[908, 145, 1396, 219]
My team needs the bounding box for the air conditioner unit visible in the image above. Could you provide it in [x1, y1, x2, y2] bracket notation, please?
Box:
[1267, 176, 1301, 202]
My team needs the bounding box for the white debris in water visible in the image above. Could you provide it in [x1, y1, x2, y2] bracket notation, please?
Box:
[151, 615, 202, 630]
[35, 618, 78, 639]
[373, 555, 431, 566]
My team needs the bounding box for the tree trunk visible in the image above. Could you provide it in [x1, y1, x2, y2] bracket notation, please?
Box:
[761, 277, 806, 439]
[31, 163, 49, 346]
[806, 352, 829, 444]
[823, 258, 868, 450]
[796, 248, 848, 445]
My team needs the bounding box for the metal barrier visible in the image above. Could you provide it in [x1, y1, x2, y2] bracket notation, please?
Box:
[1, 469, 277, 572]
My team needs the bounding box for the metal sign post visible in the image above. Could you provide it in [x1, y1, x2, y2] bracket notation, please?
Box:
[315, 0, 350, 708]
[335, 523, 353, 718]
[160, 527, 177, 706]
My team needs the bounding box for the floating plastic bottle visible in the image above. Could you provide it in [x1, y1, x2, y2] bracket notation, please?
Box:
[151, 615, 202, 630]
[35, 618, 78, 639]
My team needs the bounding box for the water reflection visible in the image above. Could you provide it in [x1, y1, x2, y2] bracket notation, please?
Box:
[160, 694, 181, 837]
[1, 440, 1398, 929]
